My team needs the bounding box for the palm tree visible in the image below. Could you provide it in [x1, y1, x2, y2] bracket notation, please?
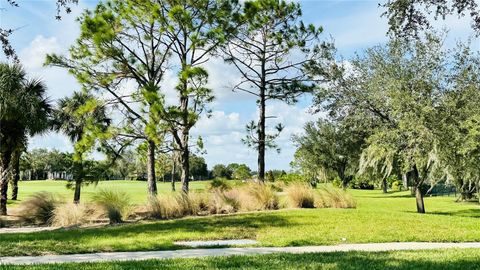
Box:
[52, 91, 110, 203]
[0, 63, 51, 215]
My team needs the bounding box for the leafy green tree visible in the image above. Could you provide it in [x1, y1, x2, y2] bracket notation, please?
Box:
[0, 63, 51, 215]
[435, 42, 480, 201]
[212, 164, 232, 179]
[52, 91, 111, 203]
[20, 149, 73, 181]
[351, 36, 447, 213]
[293, 120, 364, 189]
[189, 155, 208, 180]
[223, 0, 334, 181]
[232, 165, 252, 180]
[229, 163, 252, 180]
[382, 0, 480, 37]
[46, 0, 173, 196]
[159, 0, 240, 192]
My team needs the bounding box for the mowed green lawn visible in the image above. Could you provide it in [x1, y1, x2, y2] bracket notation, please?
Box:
[0, 181, 479, 257]
[1, 249, 480, 270]
[7, 180, 213, 207]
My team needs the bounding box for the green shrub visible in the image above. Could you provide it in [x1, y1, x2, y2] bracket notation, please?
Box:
[286, 183, 315, 208]
[209, 178, 231, 191]
[276, 173, 307, 184]
[266, 171, 276, 182]
[392, 180, 403, 191]
[332, 177, 342, 188]
[18, 192, 62, 225]
[349, 176, 375, 190]
[91, 189, 131, 224]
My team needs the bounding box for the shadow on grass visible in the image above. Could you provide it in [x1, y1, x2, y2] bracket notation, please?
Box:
[0, 212, 294, 256]
[429, 208, 480, 219]
[0, 250, 478, 270]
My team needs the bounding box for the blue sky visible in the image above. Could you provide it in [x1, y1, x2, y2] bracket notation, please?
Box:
[1, 0, 477, 171]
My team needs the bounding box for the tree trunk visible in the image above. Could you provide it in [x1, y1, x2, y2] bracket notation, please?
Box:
[382, 176, 388, 193]
[257, 87, 266, 182]
[0, 152, 12, 215]
[178, 80, 191, 193]
[73, 179, 82, 204]
[171, 154, 176, 192]
[171, 150, 177, 191]
[337, 165, 348, 190]
[11, 152, 20, 200]
[412, 165, 425, 214]
[72, 160, 84, 204]
[402, 173, 408, 191]
[180, 141, 190, 193]
[146, 140, 157, 196]
[415, 185, 425, 214]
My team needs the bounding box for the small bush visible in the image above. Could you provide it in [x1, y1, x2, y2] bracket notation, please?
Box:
[316, 187, 356, 209]
[349, 177, 375, 190]
[51, 203, 88, 227]
[392, 181, 403, 191]
[17, 192, 61, 225]
[332, 177, 342, 188]
[209, 178, 231, 191]
[276, 173, 306, 184]
[286, 183, 315, 208]
[0, 217, 5, 228]
[91, 189, 131, 224]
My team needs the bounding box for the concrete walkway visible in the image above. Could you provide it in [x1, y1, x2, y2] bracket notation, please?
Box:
[2, 242, 480, 265]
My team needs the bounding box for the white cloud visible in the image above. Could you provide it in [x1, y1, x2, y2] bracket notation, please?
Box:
[194, 111, 242, 135]
[20, 35, 61, 69]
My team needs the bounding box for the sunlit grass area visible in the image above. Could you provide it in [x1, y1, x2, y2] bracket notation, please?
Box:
[7, 180, 215, 207]
[1, 249, 480, 270]
[0, 184, 478, 257]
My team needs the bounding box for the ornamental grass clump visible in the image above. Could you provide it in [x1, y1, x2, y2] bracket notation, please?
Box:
[148, 192, 211, 219]
[51, 202, 88, 227]
[209, 189, 241, 214]
[315, 187, 357, 209]
[17, 191, 62, 225]
[147, 195, 182, 219]
[243, 183, 279, 210]
[91, 189, 131, 224]
[286, 183, 316, 208]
